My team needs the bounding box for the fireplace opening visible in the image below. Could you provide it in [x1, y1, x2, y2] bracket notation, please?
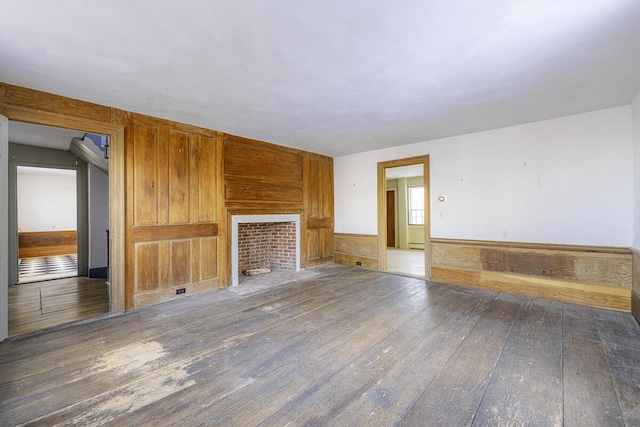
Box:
[238, 222, 296, 277]
[231, 214, 301, 286]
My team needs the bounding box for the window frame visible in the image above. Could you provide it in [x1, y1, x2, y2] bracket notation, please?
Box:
[407, 185, 424, 226]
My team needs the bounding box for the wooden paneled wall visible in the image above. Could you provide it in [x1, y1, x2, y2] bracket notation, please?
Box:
[305, 154, 334, 265]
[124, 114, 223, 309]
[2, 83, 334, 312]
[224, 135, 304, 211]
[223, 134, 334, 270]
[18, 231, 77, 258]
[334, 233, 378, 270]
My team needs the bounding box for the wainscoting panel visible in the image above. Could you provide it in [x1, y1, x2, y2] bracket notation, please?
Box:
[431, 239, 631, 311]
[133, 236, 220, 308]
[18, 230, 77, 258]
[334, 233, 378, 270]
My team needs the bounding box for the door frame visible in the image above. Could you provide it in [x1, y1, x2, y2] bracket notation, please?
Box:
[385, 188, 397, 248]
[11, 162, 85, 285]
[0, 110, 125, 316]
[377, 155, 431, 279]
[1, 114, 8, 341]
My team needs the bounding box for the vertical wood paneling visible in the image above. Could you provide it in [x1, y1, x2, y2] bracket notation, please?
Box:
[133, 124, 159, 225]
[135, 243, 160, 292]
[160, 240, 170, 290]
[129, 116, 220, 308]
[304, 153, 334, 265]
[3, 83, 337, 312]
[191, 238, 200, 284]
[321, 228, 333, 259]
[170, 240, 191, 286]
[307, 230, 321, 261]
[189, 134, 200, 223]
[157, 128, 170, 225]
[168, 130, 190, 224]
[198, 135, 217, 223]
[200, 237, 218, 280]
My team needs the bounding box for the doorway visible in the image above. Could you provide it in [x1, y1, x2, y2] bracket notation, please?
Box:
[377, 156, 431, 279]
[7, 122, 110, 335]
[16, 166, 79, 283]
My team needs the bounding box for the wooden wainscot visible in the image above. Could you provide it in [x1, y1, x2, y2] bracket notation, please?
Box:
[334, 233, 378, 270]
[19, 230, 77, 258]
[431, 239, 632, 311]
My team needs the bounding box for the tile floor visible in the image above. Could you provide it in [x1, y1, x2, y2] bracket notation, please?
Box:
[18, 254, 78, 283]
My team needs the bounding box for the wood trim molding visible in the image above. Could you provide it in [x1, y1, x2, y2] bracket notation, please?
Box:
[307, 217, 332, 229]
[4, 84, 112, 123]
[133, 223, 219, 242]
[335, 232, 378, 239]
[431, 238, 632, 255]
[1, 84, 126, 314]
[377, 156, 431, 278]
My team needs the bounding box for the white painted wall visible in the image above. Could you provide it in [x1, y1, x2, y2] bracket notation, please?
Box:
[88, 164, 109, 270]
[335, 106, 633, 247]
[632, 91, 640, 250]
[17, 167, 77, 232]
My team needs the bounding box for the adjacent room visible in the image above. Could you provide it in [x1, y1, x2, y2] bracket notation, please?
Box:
[0, 1, 639, 425]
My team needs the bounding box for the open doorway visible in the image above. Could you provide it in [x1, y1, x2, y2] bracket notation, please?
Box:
[385, 164, 425, 277]
[16, 166, 78, 283]
[377, 156, 431, 279]
[7, 122, 110, 336]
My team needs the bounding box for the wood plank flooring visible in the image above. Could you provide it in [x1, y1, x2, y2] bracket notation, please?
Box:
[8, 276, 109, 336]
[1, 265, 639, 426]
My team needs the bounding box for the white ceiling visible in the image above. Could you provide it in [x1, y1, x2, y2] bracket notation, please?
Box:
[1, 1, 639, 157]
[8, 122, 85, 150]
[386, 164, 424, 180]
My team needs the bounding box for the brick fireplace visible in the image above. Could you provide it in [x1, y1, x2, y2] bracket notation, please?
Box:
[231, 214, 301, 286]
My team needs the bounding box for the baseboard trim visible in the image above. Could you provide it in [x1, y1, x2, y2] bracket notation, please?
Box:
[632, 290, 640, 324]
[432, 266, 630, 311]
[89, 267, 108, 278]
[334, 252, 377, 270]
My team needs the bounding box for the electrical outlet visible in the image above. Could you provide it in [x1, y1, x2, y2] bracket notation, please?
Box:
[176, 288, 186, 295]
[356, 261, 362, 266]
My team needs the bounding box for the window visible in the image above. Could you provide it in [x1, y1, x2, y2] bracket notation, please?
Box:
[408, 186, 424, 225]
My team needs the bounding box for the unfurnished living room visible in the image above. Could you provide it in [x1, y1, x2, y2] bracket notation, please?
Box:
[1, 1, 640, 426]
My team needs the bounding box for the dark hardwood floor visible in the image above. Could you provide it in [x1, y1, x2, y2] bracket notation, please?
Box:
[8, 276, 110, 337]
[1, 265, 639, 426]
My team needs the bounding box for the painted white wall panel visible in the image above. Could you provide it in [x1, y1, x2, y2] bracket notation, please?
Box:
[17, 167, 77, 232]
[335, 106, 633, 247]
[88, 164, 109, 269]
[632, 91, 640, 250]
